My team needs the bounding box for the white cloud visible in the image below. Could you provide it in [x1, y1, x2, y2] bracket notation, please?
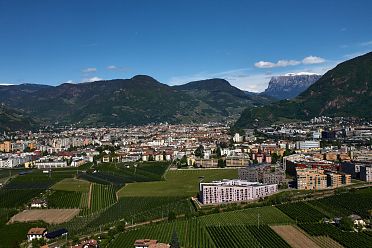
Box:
[82, 67, 97, 73]
[302, 56, 326, 64]
[0, 83, 14, 86]
[254, 60, 300, 68]
[83, 77, 103, 83]
[168, 59, 337, 93]
[255, 56, 326, 68]
[107, 65, 131, 71]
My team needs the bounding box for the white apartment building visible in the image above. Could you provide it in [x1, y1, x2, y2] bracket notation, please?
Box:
[35, 161, 67, 169]
[199, 179, 278, 204]
[295, 140, 320, 150]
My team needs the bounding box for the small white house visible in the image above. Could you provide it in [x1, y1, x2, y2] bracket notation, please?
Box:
[27, 227, 47, 241]
[30, 199, 47, 208]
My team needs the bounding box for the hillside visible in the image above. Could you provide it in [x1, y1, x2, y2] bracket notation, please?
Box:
[0, 76, 271, 130]
[173, 78, 271, 118]
[234, 52, 372, 129]
[0, 105, 37, 131]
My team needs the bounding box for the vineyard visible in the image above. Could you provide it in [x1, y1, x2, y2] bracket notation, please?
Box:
[200, 206, 294, 226]
[90, 196, 195, 227]
[0, 221, 47, 248]
[77, 162, 169, 187]
[4, 170, 75, 190]
[299, 223, 372, 248]
[109, 220, 291, 248]
[207, 225, 290, 248]
[47, 190, 88, 209]
[276, 202, 328, 223]
[109, 219, 215, 248]
[90, 183, 117, 212]
[0, 189, 43, 208]
[308, 187, 372, 218]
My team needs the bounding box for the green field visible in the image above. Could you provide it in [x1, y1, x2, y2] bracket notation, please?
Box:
[90, 183, 117, 212]
[276, 202, 328, 223]
[308, 187, 372, 218]
[0, 222, 47, 248]
[4, 169, 76, 190]
[51, 178, 90, 192]
[200, 206, 294, 226]
[118, 169, 238, 197]
[207, 225, 290, 248]
[0, 189, 43, 208]
[299, 223, 372, 248]
[47, 190, 88, 209]
[89, 196, 195, 227]
[78, 162, 169, 187]
[109, 219, 215, 248]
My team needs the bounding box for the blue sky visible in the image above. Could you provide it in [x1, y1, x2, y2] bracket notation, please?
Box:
[0, 0, 371, 92]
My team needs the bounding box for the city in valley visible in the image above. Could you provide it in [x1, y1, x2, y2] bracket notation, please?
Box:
[0, 116, 371, 247]
[0, 1, 372, 248]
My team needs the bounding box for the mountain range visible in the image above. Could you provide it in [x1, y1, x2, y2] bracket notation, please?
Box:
[263, 73, 322, 100]
[0, 76, 271, 130]
[234, 52, 372, 129]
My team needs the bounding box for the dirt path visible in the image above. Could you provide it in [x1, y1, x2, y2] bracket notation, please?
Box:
[271, 225, 321, 248]
[88, 183, 92, 209]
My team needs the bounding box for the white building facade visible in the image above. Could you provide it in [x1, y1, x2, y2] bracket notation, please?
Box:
[200, 179, 278, 204]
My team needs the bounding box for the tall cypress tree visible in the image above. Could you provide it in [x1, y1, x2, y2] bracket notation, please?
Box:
[170, 229, 180, 248]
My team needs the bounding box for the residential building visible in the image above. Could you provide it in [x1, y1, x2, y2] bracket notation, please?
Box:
[296, 168, 327, 190]
[238, 164, 285, 185]
[199, 179, 278, 204]
[326, 172, 351, 188]
[27, 227, 47, 241]
[295, 140, 320, 150]
[35, 161, 67, 169]
[134, 239, 169, 248]
[225, 156, 250, 167]
[360, 165, 372, 182]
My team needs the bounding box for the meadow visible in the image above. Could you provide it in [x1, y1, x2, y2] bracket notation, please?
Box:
[118, 168, 238, 197]
[51, 178, 90, 192]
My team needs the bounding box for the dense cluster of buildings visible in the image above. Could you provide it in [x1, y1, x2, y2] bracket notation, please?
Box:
[238, 164, 285, 185]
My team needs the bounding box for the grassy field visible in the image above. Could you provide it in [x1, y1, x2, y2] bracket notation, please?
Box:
[118, 169, 238, 197]
[109, 219, 215, 248]
[51, 178, 90, 192]
[200, 206, 294, 226]
[78, 161, 170, 187]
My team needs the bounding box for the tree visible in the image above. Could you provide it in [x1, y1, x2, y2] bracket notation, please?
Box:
[218, 159, 226, 168]
[148, 155, 154, 161]
[194, 145, 204, 158]
[271, 153, 280, 164]
[170, 229, 180, 248]
[339, 217, 354, 231]
[216, 146, 222, 158]
[180, 155, 187, 167]
[283, 149, 294, 157]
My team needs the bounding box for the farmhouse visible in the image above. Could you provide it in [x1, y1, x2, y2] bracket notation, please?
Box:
[30, 199, 47, 208]
[27, 227, 47, 241]
[72, 239, 98, 248]
[134, 239, 170, 248]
